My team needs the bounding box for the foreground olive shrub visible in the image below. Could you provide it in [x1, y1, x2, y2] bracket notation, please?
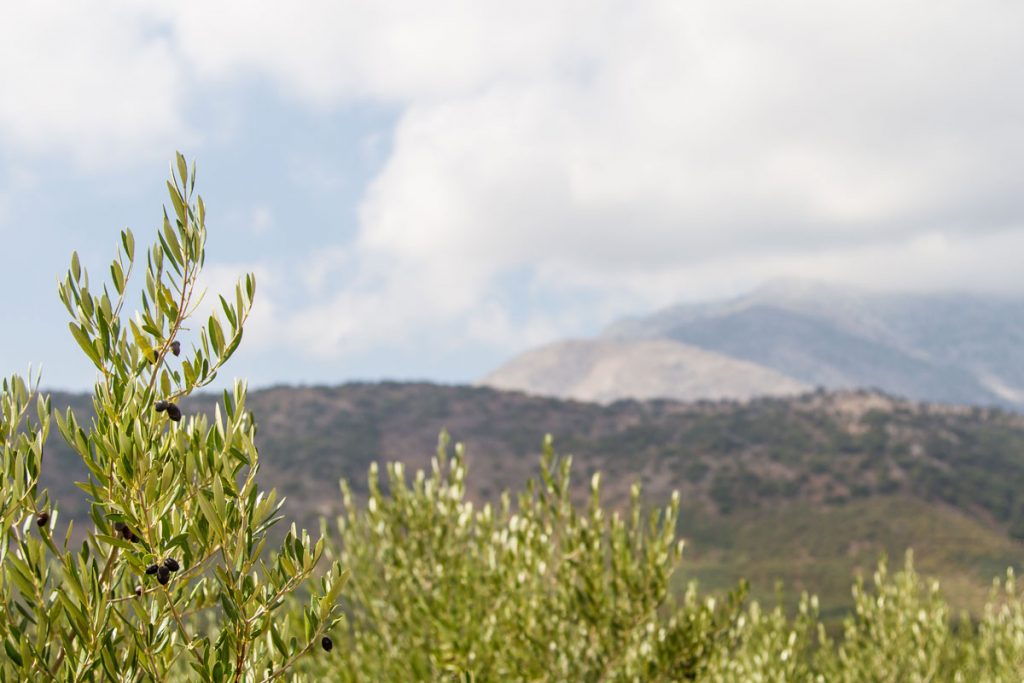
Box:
[306, 441, 1024, 683]
[0, 154, 344, 682]
[311, 436, 745, 682]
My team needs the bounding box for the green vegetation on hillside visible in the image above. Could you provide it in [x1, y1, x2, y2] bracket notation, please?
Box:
[304, 436, 743, 681]
[298, 434, 1024, 681]
[680, 497, 1024, 625]
[38, 383, 1024, 621]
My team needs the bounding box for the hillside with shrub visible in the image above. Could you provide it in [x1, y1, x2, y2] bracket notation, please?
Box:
[40, 383, 1024, 618]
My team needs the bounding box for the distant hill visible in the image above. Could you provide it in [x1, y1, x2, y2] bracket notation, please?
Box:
[602, 280, 1024, 408]
[479, 338, 808, 404]
[38, 382, 1024, 618]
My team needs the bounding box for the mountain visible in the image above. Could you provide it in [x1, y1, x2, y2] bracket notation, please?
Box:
[488, 279, 1024, 407]
[37, 383, 1024, 618]
[478, 338, 808, 404]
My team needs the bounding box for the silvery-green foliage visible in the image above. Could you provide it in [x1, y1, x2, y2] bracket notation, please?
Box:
[958, 569, 1024, 683]
[710, 553, 1024, 682]
[0, 154, 345, 682]
[702, 591, 823, 683]
[320, 433, 744, 682]
[820, 553, 960, 682]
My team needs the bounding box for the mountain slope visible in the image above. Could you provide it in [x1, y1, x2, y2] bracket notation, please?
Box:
[602, 280, 1024, 408]
[37, 383, 1024, 619]
[480, 338, 808, 403]
[651, 304, 995, 404]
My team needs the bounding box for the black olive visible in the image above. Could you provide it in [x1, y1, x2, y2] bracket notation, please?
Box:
[170, 341, 181, 356]
[117, 523, 139, 542]
[166, 404, 182, 422]
[134, 585, 143, 597]
[163, 557, 180, 572]
[36, 511, 50, 527]
[155, 400, 168, 412]
[145, 564, 159, 575]
[321, 636, 333, 652]
[114, 521, 136, 540]
[157, 566, 170, 585]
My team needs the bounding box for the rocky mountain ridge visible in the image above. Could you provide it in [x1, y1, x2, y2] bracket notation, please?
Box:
[484, 280, 1024, 407]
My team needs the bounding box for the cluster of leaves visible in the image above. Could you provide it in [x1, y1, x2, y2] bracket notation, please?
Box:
[702, 553, 1024, 682]
[0, 154, 344, 682]
[301, 437, 1024, 682]
[318, 434, 746, 682]
[269, 425, 1024, 683]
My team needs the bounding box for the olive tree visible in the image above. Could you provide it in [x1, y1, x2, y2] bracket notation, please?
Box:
[319, 434, 745, 682]
[0, 154, 345, 682]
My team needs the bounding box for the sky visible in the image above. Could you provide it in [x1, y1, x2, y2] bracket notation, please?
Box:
[1, 1, 1023, 391]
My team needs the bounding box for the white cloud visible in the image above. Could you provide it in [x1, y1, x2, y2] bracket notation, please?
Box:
[464, 301, 568, 351]
[4, 0, 1024, 361]
[353, 0, 1024, 259]
[249, 206, 274, 235]
[197, 262, 279, 352]
[285, 0, 1024, 356]
[0, 1, 187, 165]
[163, 1, 608, 104]
[533, 228, 1024, 311]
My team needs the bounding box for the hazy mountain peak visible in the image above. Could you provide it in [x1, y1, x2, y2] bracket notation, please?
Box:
[479, 338, 807, 404]
[489, 281, 1024, 409]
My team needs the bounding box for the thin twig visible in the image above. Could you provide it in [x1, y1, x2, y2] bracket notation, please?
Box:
[257, 620, 332, 683]
[164, 584, 205, 669]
